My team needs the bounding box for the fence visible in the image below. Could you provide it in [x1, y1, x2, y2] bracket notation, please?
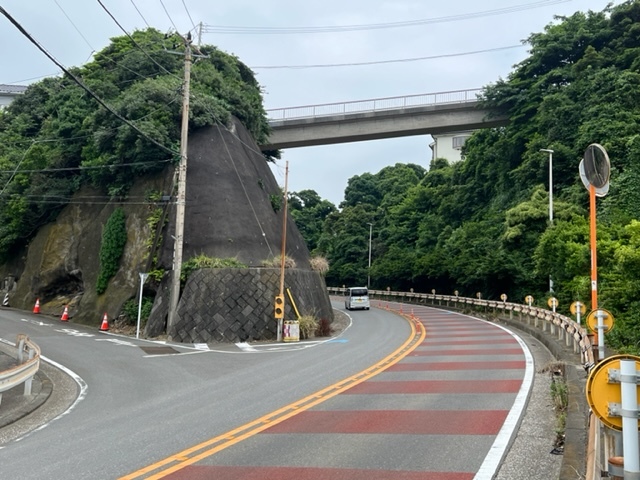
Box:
[267, 88, 483, 121]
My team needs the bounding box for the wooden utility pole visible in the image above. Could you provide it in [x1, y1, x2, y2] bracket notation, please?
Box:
[167, 34, 192, 335]
[276, 161, 289, 341]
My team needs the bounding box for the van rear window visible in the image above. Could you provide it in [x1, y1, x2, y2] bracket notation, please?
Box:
[350, 288, 368, 297]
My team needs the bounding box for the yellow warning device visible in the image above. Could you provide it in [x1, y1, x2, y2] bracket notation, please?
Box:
[274, 294, 285, 319]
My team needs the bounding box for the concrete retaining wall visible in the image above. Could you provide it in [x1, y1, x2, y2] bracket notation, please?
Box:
[161, 268, 332, 343]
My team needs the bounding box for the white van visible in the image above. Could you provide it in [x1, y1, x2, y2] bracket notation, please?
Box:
[345, 287, 370, 310]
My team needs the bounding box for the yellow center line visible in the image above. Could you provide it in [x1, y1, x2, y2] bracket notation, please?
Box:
[120, 314, 425, 480]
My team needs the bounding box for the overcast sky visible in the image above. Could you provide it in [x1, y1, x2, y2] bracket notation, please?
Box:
[1, 0, 619, 206]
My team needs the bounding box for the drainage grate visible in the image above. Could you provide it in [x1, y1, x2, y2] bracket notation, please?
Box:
[139, 346, 180, 355]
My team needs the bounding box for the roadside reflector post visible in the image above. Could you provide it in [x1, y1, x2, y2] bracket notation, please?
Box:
[620, 359, 640, 477]
[597, 310, 606, 361]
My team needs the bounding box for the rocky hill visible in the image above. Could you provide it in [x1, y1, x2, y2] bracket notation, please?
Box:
[2, 118, 332, 339]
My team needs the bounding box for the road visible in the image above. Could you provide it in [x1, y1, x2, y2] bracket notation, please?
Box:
[0, 301, 531, 479]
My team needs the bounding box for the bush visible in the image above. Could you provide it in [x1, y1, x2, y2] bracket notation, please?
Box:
[121, 296, 154, 326]
[96, 208, 127, 294]
[298, 314, 318, 340]
[309, 256, 329, 275]
[315, 317, 333, 337]
[261, 255, 296, 269]
[181, 255, 247, 282]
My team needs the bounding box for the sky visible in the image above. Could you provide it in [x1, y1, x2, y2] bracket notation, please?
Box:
[0, 0, 620, 206]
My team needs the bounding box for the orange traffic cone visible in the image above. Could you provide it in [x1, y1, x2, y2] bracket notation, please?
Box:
[60, 305, 69, 322]
[99, 312, 109, 331]
[33, 298, 40, 314]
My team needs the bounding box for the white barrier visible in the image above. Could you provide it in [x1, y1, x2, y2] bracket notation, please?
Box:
[0, 334, 41, 406]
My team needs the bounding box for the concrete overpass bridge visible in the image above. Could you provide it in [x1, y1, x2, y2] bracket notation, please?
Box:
[260, 88, 509, 151]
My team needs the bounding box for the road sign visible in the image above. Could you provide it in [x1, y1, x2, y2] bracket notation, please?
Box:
[500, 293, 507, 302]
[547, 297, 558, 309]
[570, 301, 586, 316]
[586, 354, 640, 431]
[525, 295, 534, 305]
[586, 308, 614, 333]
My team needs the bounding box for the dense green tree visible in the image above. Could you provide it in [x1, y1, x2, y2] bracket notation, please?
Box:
[0, 28, 270, 262]
[292, 1, 640, 352]
[288, 190, 336, 252]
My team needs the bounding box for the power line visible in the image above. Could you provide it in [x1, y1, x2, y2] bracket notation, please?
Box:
[202, 0, 571, 34]
[181, 0, 197, 31]
[96, 0, 181, 81]
[251, 44, 525, 70]
[53, 0, 95, 54]
[0, 5, 179, 157]
[158, 0, 180, 33]
[129, 0, 151, 28]
[0, 158, 173, 174]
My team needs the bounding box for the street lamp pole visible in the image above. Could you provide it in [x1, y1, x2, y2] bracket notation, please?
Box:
[367, 223, 373, 289]
[540, 148, 554, 292]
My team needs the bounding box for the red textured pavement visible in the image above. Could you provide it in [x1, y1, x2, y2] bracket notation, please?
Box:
[158, 303, 529, 479]
[388, 360, 525, 370]
[166, 466, 475, 480]
[263, 409, 508, 435]
[344, 379, 522, 394]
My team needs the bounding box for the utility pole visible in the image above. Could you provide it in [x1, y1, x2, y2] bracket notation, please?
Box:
[167, 34, 192, 335]
[540, 148, 554, 293]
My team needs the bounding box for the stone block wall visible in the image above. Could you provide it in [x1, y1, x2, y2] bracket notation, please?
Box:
[166, 267, 333, 343]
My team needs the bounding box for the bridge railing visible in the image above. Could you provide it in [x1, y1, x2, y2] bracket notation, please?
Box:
[267, 88, 483, 121]
[0, 334, 41, 406]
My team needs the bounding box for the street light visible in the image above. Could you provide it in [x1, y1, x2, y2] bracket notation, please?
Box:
[367, 223, 373, 288]
[540, 148, 554, 292]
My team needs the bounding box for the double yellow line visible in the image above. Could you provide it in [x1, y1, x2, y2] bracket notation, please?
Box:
[121, 315, 424, 479]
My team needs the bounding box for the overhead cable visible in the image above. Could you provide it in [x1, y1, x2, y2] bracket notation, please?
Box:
[202, 0, 571, 34]
[0, 5, 179, 157]
[251, 45, 525, 69]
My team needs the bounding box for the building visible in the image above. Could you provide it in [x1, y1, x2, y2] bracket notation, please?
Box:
[0, 84, 27, 109]
[429, 131, 473, 163]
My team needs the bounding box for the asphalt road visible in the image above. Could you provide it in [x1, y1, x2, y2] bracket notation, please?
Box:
[0, 303, 410, 479]
[0, 301, 532, 479]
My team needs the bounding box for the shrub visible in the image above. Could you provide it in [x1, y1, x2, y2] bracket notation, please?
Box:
[121, 296, 154, 326]
[96, 208, 127, 294]
[309, 256, 329, 275]
[298, 314, 318, 340]
[261, 255, 296, 269]
[315, 317, 333, 337]
[181, 254, 247, 281]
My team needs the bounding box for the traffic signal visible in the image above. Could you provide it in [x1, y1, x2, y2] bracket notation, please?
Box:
[274, 294, 285, 319]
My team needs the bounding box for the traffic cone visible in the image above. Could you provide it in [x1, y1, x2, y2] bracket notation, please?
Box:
[60, 305, 69, 322]
[33, 298, 40, 314]
[99, 312, 109, 331]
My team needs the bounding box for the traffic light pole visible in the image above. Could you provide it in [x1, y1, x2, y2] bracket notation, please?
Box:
[276, 161, 289, 341]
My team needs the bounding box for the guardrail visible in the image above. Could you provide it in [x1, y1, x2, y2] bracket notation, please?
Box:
[327, 287, 595, 369]
[267, 88, 483, 121]
[0, 334, 41, 406]
[329, 287, 599, 478]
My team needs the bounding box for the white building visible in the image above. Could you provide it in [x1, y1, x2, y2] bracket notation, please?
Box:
[429, 131, 473, 163]
[0, 84, 27, 109]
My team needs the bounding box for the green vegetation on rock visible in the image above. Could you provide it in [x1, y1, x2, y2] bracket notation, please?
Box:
[97, 208, 127, 294]
[0, 28, 271, 263]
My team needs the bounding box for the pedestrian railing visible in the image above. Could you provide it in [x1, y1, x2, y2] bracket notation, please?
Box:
[0, 334, 41, 406]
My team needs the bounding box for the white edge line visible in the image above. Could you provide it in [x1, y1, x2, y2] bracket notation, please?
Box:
[10, 353, 88, 444]
[463, 314, 535, 480]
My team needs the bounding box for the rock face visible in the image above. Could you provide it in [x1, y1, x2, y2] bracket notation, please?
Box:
[3, 118, 333, 339]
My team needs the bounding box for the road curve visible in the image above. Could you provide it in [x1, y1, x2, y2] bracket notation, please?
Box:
[122, 303, 532, 480]
[0, 302, 409, 479]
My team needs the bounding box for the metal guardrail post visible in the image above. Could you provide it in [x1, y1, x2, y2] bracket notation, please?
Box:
[0, 334, 41, 407]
